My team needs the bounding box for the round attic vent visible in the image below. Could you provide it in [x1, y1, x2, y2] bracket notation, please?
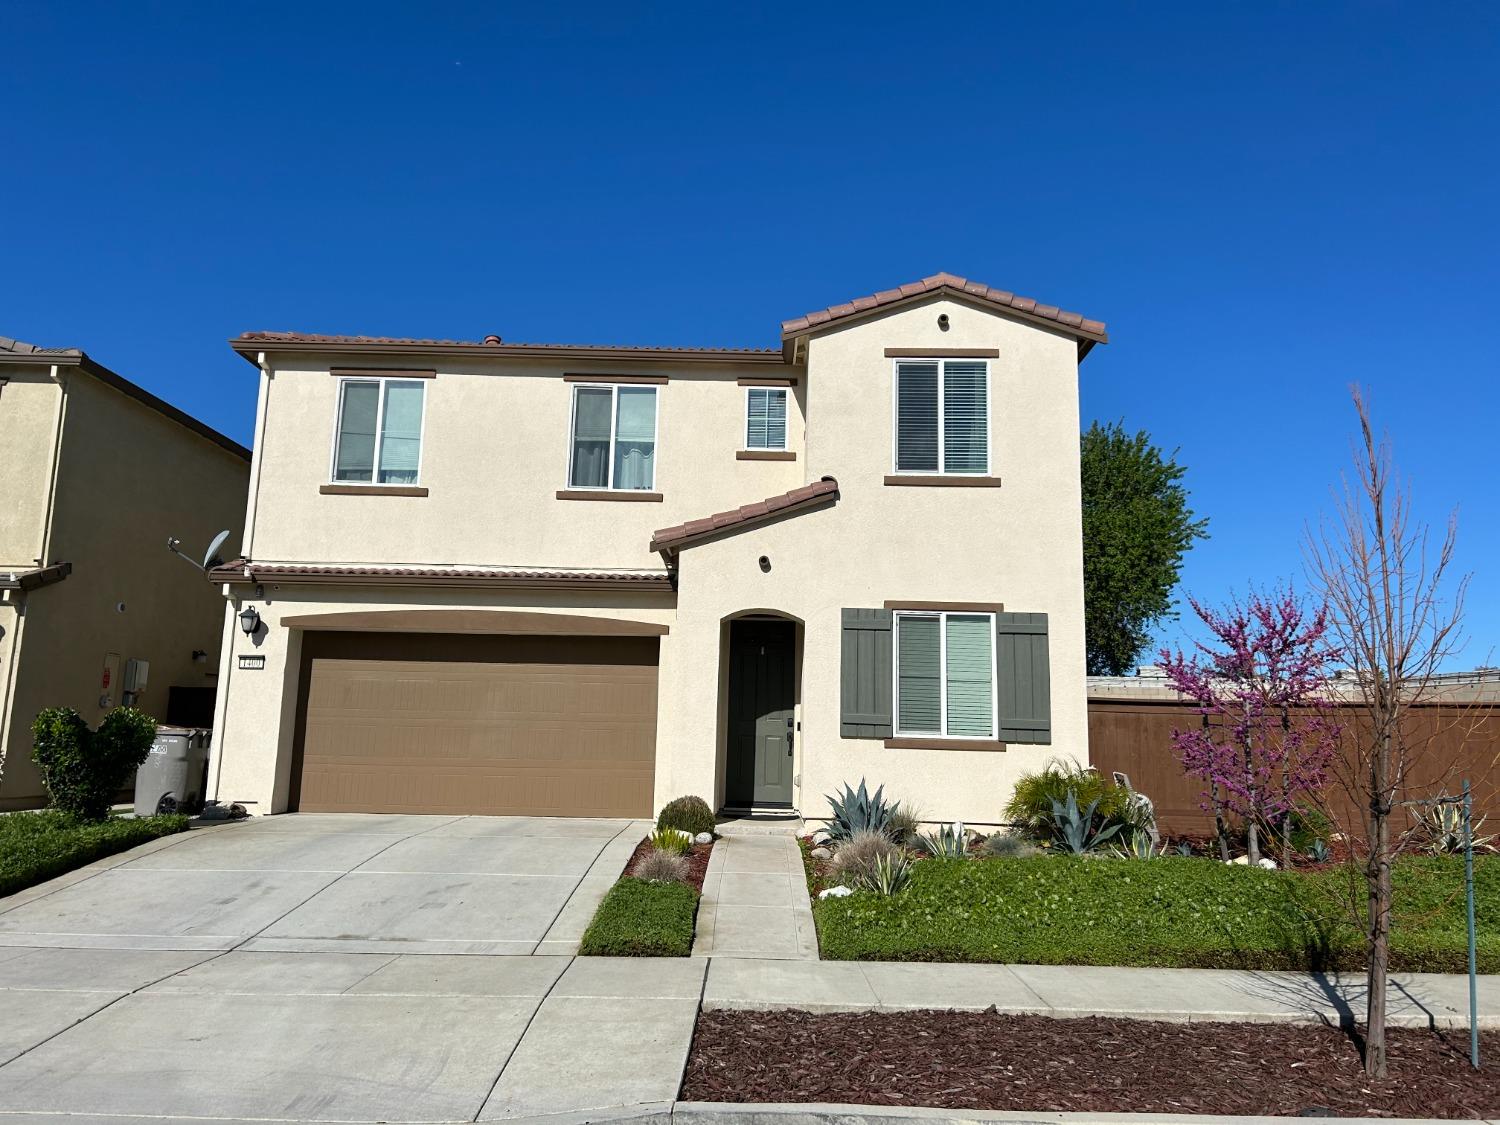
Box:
[482, 334, 503, 344]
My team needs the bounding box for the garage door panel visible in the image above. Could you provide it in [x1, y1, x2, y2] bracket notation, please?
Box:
[293, 633, 658, 817]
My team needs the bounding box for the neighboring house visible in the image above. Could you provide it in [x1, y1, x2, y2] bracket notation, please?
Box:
[0, 338, 251, 810]
[207, 273, 1107, 823]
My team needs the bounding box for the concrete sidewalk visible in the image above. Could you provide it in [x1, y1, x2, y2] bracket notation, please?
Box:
[693, 831, 817, 960]
[702, 956, 1498, 1029]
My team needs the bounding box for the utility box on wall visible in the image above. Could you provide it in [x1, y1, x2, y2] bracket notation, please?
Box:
[122, 658, 149, 706]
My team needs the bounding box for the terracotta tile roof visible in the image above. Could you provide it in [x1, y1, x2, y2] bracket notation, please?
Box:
[235, 331, 779, 357]
[0, 336, 82, 357]
[208, 560, 672, 590]
[650, 477, 839, 555]
[781, 272, 1108, 344]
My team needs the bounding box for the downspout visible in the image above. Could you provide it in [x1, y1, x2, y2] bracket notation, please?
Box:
[240, 352, 272, 559]
[205, 589, 238, 803]
[36, 365, 67, 566]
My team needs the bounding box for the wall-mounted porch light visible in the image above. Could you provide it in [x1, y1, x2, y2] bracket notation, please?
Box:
[238, 606, 261, 636]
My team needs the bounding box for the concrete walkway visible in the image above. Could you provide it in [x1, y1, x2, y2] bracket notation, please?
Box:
[701, 956, 1498, 1029]
[694, 825, 817, 960]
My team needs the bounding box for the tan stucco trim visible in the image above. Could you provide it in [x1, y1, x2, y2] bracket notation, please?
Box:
[884, 475, 1003, 488]
[736, 450, 796, 461]
[885, 736, 1007, 752]
[563, 374, 669, 385]
[884, 348, 1000, 358]
[278, 609, 669, 636]
[329, 367, 437, 379]
[884, 600, 1004, 612]
[556, 490, 665, 502]
[319, 484, 430, 497]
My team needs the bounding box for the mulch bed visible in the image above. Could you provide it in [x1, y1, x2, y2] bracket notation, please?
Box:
[625, 836, 714, 894]
[681, 1008, 1500, 1118]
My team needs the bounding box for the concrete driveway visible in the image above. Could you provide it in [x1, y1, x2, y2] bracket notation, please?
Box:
[0, 815, 708, 1122]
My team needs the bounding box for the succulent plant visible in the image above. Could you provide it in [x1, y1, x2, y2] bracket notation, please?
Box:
[824, 778, 900, 841]
[857, 850, 912, 895]
[1115, 829, 1164, 860]
[915, 821, 970, 858]
[1048, 790, 1125, 855]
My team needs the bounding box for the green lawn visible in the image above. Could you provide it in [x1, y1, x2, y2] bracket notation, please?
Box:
[812, 853, 1497, 972]
[578, 877, 701, 956]
[0, 810, 190, 898]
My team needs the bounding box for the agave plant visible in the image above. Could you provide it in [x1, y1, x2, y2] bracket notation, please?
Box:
[1114, 829, 1163, 860]
[825, 778, 900, 841]
[857, 850, 912, 895]
[1414, 803, 1496, 855]
[1174, 841, 1195, 858]
[1048, 790, 1124, 855]
[1306, 838, 1331, 864]
[915, 821, 970, 858]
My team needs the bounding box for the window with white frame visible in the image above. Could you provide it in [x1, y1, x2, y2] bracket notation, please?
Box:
[894, 610, 996, 738]
[568, 384, 659, 490]
[893, 359, 989, 474]
[744, 387, 787, 450]
[332, 378, 426, 485]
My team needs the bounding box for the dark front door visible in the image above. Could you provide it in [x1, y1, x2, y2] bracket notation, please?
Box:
[725, 619, 796, 809]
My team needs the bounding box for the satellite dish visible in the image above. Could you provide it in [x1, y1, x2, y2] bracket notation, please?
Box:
[202, 530, 231, 571]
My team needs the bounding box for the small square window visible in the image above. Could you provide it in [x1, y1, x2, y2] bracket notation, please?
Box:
[744, 387, 787, 451]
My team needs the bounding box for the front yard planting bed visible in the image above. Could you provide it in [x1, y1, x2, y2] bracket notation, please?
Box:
[682, 1008, 1500, 1118]
[811, 852, 1499, 972]
[578, 834, 715, 957]
[0, 810, 189, 898]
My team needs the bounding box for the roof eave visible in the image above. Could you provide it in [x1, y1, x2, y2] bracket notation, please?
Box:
[208, 563, 673, 593]
[231, 338, 790, 368]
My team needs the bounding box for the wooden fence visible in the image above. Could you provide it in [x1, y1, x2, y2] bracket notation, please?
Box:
[1087, 698, 1500, 837]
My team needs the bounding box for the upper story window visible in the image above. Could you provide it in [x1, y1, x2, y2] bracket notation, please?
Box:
[895, 610, 996, 739]
[744, 387, 788, 451]
[568, 384, 658, 491]
[332, 378, 426, 485]
[893, 359, 989, 475]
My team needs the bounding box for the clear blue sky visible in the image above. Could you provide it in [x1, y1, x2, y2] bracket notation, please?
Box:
[4, 2, 1496, 663]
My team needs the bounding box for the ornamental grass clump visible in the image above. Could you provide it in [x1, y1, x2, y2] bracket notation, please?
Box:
[982, 831, 1040, 859]
[648, 826, 693, 855]
[634, 847, 689, 883]
[830, 829, 900, 886]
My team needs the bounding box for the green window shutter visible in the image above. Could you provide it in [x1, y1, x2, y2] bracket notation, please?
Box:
[996, 612, 1050, 744]
[841, 608, 893, 738]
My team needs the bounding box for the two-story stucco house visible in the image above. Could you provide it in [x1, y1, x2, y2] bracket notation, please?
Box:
[0, 338, 251, 810]
[206, 273, 1107, 824]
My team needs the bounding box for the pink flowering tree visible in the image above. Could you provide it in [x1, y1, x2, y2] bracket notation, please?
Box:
[1159, 587, 1342, 864]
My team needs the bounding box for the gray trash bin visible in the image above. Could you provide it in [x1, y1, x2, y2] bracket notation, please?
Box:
[134, 726, 210, 816]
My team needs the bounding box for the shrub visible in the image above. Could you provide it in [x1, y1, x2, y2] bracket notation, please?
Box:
[649, 826, 693, 855]
[825, 778, 900, 841]
[0, 811, 188, 898]
[31, 707, 159, 821]
[1004, 759, 1134, 842]
[982, 831, 1040, 859]
[657, 795, 715, 838]
[831, 829, 900, 886]
[578, 877, 699, 956]
[634, 847, 689, 883]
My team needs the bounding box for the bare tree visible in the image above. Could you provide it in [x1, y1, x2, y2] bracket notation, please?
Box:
[1304, 386, 1469, 1078]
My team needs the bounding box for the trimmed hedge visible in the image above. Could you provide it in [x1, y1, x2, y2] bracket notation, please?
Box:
[0, 810, 190, 898]
[579, 877, 700, 957]
[812, 853, 1500, 972]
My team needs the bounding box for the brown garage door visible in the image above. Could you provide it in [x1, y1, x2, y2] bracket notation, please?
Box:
[291, 631, 658, 816]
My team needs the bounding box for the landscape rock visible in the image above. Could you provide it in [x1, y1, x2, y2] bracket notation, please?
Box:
[811, 846, 832, 860]
[818, 884, 853, 899]
[694, 832, 713, 845]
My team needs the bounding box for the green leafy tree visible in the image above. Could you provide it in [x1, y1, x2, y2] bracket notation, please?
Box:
[1081, 421, 1208, 675]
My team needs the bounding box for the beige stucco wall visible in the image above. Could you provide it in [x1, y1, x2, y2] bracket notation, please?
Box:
[0, 370, 250, 808]
[214, 294, 1089, 824]
[656, 296, 1090, 825]
[0, 367, 64, 569]
[246, 356, 807, 569]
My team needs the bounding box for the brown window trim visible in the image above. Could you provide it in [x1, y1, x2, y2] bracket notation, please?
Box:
[885, 600, 1005, 612]
[555, 489, 664, 502]
[562, 374, 668, 385]
[884, 348, 999, 359]
[737, 450, 796, 461]
[319, 483, 429, 497]
[330, 367, 437, 379]
[884, 475, 1002, 487]
[884, 736, 1007, 752]
[737, 377, 797, 387]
